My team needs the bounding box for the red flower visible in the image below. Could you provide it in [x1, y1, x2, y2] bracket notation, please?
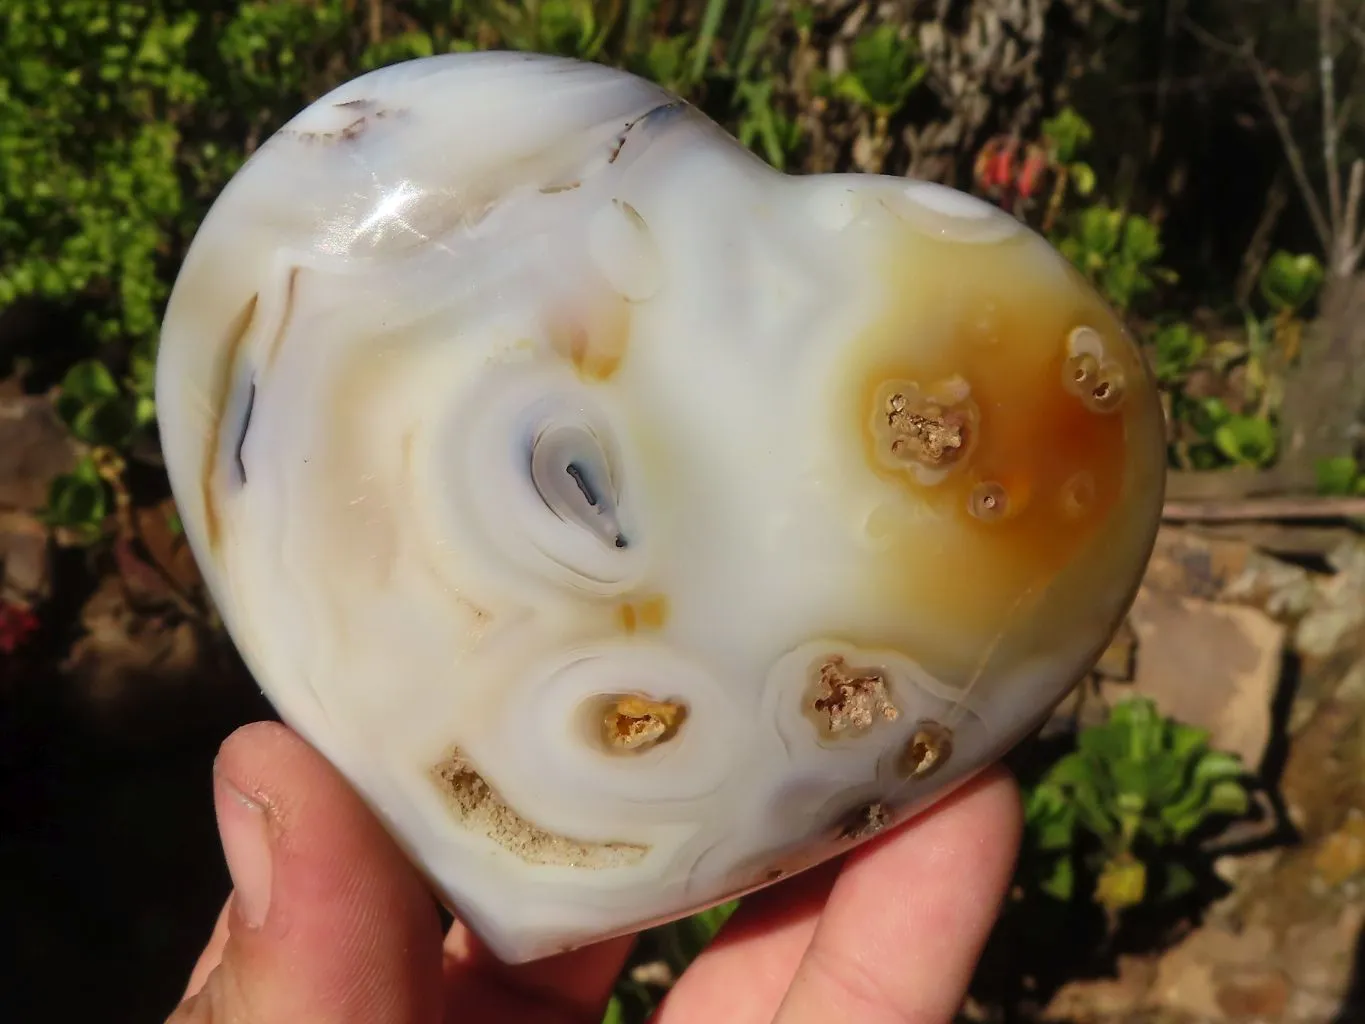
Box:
[0, 602, 40, 655]
[1017, 144, 1048, 200]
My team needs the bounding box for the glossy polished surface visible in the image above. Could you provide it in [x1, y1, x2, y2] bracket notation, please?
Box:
[156, 51, 1166, 963]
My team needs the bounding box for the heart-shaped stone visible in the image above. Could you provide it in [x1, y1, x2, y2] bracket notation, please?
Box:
[155, 51, 1165, 964]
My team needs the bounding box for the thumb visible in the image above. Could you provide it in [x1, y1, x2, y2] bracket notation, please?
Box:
[168, 722, 445, 1024]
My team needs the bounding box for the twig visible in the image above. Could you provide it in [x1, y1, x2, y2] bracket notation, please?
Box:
[1339, 7, 1365, 51]
[367, 0, 383, 48]
[1321, 0, 1343, 237]
[1184, 17, 1334, 254]
[1347, 157, 1365, 268]
[1163, 495, 1365, 522]
[1236, 166, 1289, 306]
[1094, 0, 1140, 24]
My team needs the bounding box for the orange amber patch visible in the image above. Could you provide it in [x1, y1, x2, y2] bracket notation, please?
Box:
[617, 594, 669, 634]
[547, 293, 631, 382]
[853, 234, 1154, 642]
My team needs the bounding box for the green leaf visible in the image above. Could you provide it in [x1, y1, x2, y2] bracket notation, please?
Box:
[42, 455, 110, 537]
[1191, 750, 1246, 784]
[1039, 855, 1075, 900]
[1213, 415, 1277, 467]
[1120, 215, 1163, 265]
[843, 25, 926, 116]
[1259, 250, 1324, 313]
[1159, 862, 1197, 901]
[1077, 206, 1121, 255]
[1095, 854, 1146, 911]
[1316, 456, 1362, 496]
[1206, 779, 1251, 818]
[1041, 108, 1093, 163]
[1070, 162, 1096, 197]
[601, 995, 625, 1024]
[60, 359, 120, 404]
[1150, 321, 1207, 383]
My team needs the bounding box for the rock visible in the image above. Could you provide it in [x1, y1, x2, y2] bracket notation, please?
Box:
[1279, 911, 1360, 996]
[0, 510, 50, 602]
[1096, 617, 1136, 680]
[1296, 540, 1365, 660]
[1043, 957, 1154, 1020]
[1042, 954, 1156, 1020]
[1124, 586, 1286, 771]
[1145, 526, 1321, 621]
[1216, 968, 1290, 1020]
[0, 394, 78, 512]
[1314, 814, 1365, 887]
[1145, 527, 1256, 601]
[1152, 936, 1223, 1019]
[1147, 925, 1283, 1020]
[1280, 698, 1364, 838]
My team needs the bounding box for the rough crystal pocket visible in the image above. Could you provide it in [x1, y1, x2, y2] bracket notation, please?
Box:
[155, 51, 1166, 963]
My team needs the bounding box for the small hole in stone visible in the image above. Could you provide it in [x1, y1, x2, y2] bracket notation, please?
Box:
[1063, 353, 1100, 396]
[837, 801, 891, 841]
[969, 482, 1009, 521]
[598, 695, 688, 753]
[898, 721, 953, 779]
[1060, 472, 1096, 519]
[1084, 364, 1127, 413]
[806, 655, 899, 738]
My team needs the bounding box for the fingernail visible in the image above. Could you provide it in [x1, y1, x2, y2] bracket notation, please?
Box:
[214, 771, 273, 929]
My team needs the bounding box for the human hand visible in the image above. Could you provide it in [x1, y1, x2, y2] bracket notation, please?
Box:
[168, 721, 1022, 1024]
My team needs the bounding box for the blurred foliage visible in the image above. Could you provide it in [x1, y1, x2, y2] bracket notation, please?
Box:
[821, 23, 926, 120]
[4, 0, 1356, 523]
[1020, 698, 1250, 917]
[1317, 455, 1365, 496]
[604, 899, 739, 1022]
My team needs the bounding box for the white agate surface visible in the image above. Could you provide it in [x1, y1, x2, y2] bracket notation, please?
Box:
[156, 51, 1167, 962]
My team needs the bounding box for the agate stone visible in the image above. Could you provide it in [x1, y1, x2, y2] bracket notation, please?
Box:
[155, 51, 1166, 963]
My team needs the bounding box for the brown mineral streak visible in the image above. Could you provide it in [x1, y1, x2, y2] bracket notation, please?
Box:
[280, 108, 390, 145]
[430, 749, 647, 869]
[263, 267, 301, 372]
[201, 293, 259, 555]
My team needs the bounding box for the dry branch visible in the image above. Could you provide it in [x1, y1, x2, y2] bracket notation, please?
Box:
[1163, 495, 1365, 522]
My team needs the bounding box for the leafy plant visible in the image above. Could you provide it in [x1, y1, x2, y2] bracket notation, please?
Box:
[735, 78, 802, 170]
[1211, 409, 1277, 467]
[0, 0, 209, 343]
[826, 24, 927, 120]
[1021, 698, 1249, 915]
[1042, 107, 1094, 167]
[1316, 456, 1365, 496]
[53, 356, 155, 450]
[1055, 205, 1176, 311]
[1259, 250, 1324, 315]
[41, 454, 112, 544]
[1149, 322, 1208, 385]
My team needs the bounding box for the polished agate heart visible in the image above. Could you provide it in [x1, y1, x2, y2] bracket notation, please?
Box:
[155, 51, 1166, 963]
